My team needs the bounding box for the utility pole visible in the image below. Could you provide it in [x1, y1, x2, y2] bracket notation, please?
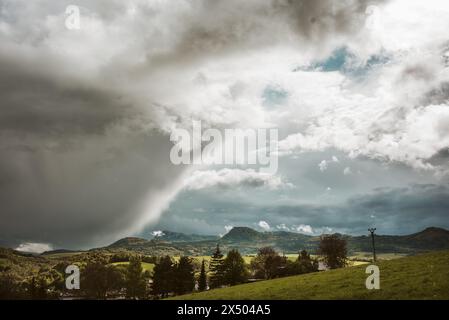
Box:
[368, 228, 377, 262]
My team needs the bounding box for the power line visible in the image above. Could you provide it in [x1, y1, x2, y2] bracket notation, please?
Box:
[368, 228, 377, 262]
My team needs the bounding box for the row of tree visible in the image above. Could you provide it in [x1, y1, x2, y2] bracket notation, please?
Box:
[151, 233, 349, 298]
[151, 246, 248, 298]
[151, 256, 195, 297]
[0, 234, 348, 299]
[250, 247, 319, 280]
[79, 255, 150, 299]
[0, 254, 150, 300]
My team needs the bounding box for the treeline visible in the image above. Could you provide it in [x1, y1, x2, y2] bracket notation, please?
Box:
[151, 246, 249, 298]
[152, 234, 348, 298]
[109, 252, 156, 264]
[0, 253, 151, 300]
[80, 255, 150, 299]
[151, 244, 322, 298]
[0, 234, 348, 299]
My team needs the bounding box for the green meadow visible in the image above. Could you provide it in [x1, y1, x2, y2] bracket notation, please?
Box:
[170, 251, 449, 300]
[111, 261, 155, 273]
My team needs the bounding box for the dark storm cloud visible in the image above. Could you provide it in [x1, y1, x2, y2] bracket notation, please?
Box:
[0, 25, 186, 249]
[428, 148, 449, 166]
[423, 82, 449, 106]
[0, 55, 132, 136]
[147, 0, 387, 66]
[0, 131, 187, 249]
[286, 0, 381, 37]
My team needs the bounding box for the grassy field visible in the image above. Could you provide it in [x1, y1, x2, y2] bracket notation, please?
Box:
[170, 251, 449, 300]
[181, 253, 398, 263]
[111, 262, 155, 273]
[349, 252, 408, 260]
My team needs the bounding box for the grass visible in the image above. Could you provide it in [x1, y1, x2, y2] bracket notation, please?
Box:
[350, 252, 408, 260]
[170, 251, 449, 300]
[111, 262, 155, 273]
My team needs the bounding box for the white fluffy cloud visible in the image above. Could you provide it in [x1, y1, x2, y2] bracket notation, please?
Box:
[258, 221, 271, 231]
[151, 230, 165, 237]
[183, 168, 292, 190]
[16, 243, 53, 254]
[318, 160, 328, 172]
[296, 224, 314, 234]
[276, 1, 449, 171]
[274, 223, 335, 235]
[276, 223, 290, 231]
[318, 156, 342, 172]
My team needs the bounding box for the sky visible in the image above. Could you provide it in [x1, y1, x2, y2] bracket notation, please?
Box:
[1, 0, 449, 252]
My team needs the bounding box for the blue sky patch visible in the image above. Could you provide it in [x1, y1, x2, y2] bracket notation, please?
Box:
[294, 47, 391, 76]
[262, 85, 289, 107]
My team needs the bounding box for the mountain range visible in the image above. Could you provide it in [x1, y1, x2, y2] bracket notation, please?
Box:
[78, 226, 449, 256]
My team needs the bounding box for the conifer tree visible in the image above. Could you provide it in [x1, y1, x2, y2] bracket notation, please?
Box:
[151, 256, 174, 298]
[174, 256, 195, 295]
[209, 244, 225, 288]
[198, 259, 207, 291]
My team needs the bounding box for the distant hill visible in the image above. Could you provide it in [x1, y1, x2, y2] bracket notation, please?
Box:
[347, 227, 449, 253]
[41, 249, 83, 256]
[406, 227, 449, 249]
[220, 226, 449, 254]
[103, 237, 183, 256]
[154, 230, 219, 242]
[108, 237, 149, 248]
[221, 227, 262, 242]
[220, 227, 317, 253]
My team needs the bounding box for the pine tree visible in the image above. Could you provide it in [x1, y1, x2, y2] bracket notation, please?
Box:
[198, 259, 207, 291]
[209, 244, 225, 288]
[151, 256, 174, 298]
[173, 256, 195, 295]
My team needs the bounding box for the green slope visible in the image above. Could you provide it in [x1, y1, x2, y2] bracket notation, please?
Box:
[171, 251, 449, 300]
